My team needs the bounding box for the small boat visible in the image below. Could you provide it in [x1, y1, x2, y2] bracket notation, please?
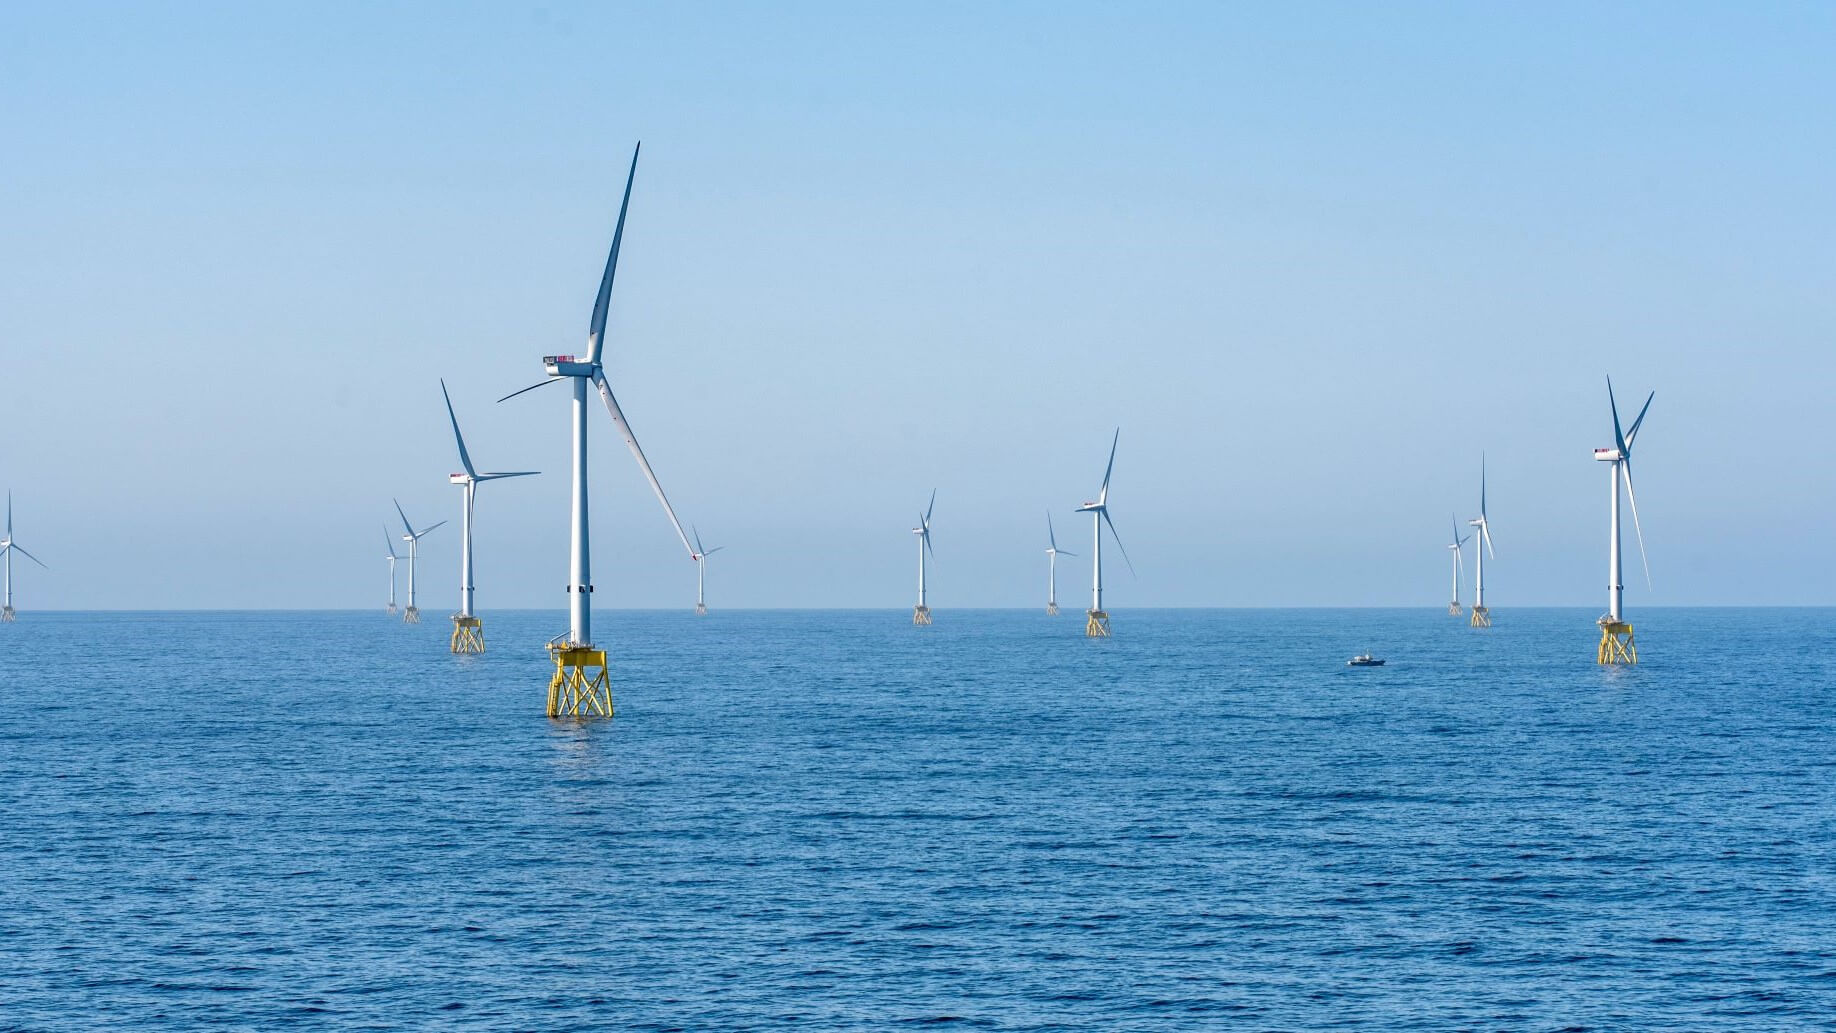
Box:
[1347, 653, 1386, 667]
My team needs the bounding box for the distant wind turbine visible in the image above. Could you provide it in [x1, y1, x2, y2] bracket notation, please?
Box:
[1446, 515, 1469, 616]
[1595, 377, 1654, 664]
[1, 494, 48, 622]
[384, 527, 400, 616]
[691, 526, 723, 615]
[441, 379, 538, 653]
[1467, 457, 1496, 627]
[1045, 510, 1075, 616]
[1075, 430, 1134, 637]
[393, 499, 445, 624]
[912, 490, 935, 625]
[497, 142, 698, 716]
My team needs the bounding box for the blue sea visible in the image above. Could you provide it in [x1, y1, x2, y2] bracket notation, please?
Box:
[2, 608, 1832, 1030]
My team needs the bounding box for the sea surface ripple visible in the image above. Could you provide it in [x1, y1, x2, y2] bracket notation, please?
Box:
[2, 608, 1833, 1030]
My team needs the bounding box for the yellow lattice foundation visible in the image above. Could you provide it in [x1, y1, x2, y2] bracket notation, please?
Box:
[548, 645, 612, 718]
[912, 605, 931, 625]
[1597, 621, 1636, 665]
[1, 606, 13, 623]
[1086, 609, 1111, 637]
[1047, 601, 1059, 616]
[1469, 605, 1490, 628]
[450, 615, 484, 654]
[696, 602, 708, 616]
[1448, 602, 1462, 616]
[403, 605, 420, 624]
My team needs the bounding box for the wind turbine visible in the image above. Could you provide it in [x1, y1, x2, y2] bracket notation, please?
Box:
[1595, 377, 1654, 664]
[1446, 515, 1469, 616]
[912, 490, 935, 625]
[441, 379, 538, 653]
[691, 526, 723, 615]
[384, 527, 400, 615]
[498, 142, 699, 716]
[1075, 429, 1134, 637]
[1045, 510, 1075, 615]
[1467, 457, 1496, 627]
[393, 498, 445, 624]
[1, 494, 48, 622]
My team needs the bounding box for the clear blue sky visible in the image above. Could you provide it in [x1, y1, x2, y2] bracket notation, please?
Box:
[2, 2, 1832, 609]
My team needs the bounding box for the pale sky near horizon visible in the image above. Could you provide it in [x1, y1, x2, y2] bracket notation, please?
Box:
[2, 2, 1832, 611]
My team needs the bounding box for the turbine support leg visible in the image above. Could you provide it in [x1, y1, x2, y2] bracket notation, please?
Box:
[1448, 601, 1462, 617]
[1047, 601, 1059, 616]
[1469, 605, 1490, 628]
[1085, 609, 1111, 637]
[450, 615, 484, 654]
[548, 644, 613, 718]
[1597, 621, 1636, 665]
[403, 605, 420, 624]
[912, 605, 931, 626]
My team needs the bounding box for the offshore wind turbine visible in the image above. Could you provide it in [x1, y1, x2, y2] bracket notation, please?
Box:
[1045, 510, 1075, 616]
[498, 142, 699, 717]
[384, 527, 400, 615]
[393, 499, 445, 624]
[1, 494, 48, 622]
[1595, 377, 1654, 664]
[441, 379, 538, 653]
[1467, 457, 1496, 627]
[912, 490, 935, 625]
[1075, 429, 1134, 637]
[691, 526, 723, 615]
[1446, 516, 1469, 616]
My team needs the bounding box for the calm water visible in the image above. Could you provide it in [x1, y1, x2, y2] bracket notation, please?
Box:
[1, 608, 1833, 1030]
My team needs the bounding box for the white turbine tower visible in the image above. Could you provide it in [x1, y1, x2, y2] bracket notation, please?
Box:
[691, 526, 723, 616]
[1446, 516, 1469, 616]
[441, 379, 538, 653]
[393, 499, 445, 624]
[1045, 510, 1075, 616]
[1, 494, 48, 622]
[912, 490, 935, 625]
[1595, 377, 1654, 665]
[384, 527, 400, 616]
[1467, 457, 1496, 627]
[1075, 429, 1134, 637]
[498, 142, 698, 717]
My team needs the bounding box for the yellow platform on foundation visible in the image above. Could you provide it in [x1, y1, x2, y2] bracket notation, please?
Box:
[1597, 621, 1636, 665]
[548, 645, 612, 717]
[912, 605, 931, 626]
[451, 615, 484, 654]
[1086, 609, 1111, 637]
[1469, 605, 1490, 628]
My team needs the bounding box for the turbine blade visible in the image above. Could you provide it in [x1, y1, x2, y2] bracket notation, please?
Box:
[1099, 429, 1119, 503]
[475, 471, 540, 481]
[1101, 509, 1137, 577]
[1626, 391, 1655, 449]
[1057, 549, 1077, 557]
[385, 526, 397, 560]
[417, 519, 448, 539]
[923, 528, 935, 561]
[593, 370, 697, 559]
[10, 543, 47, 569]
[440, 379, 477, 478]
[585, 143, 641, 368]
[1608, 376, 1628, 456]
[393, 498, 414, 538]
[1047, 510, 1058, 552]
[692, 524, 706, 557]
[1623, 460, 1651, 588]
[1481, 521, 1495, 560]
[5, 492, 9, 536]
[925, 489, 936, 525]
[1479, 453, 1487, 520]
[704, 545, 725, 556]
[497, 378, 563, 404]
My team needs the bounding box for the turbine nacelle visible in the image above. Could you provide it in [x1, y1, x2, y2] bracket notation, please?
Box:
[1594, 448, 1622, 462]
[544, 356, 597, 377]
